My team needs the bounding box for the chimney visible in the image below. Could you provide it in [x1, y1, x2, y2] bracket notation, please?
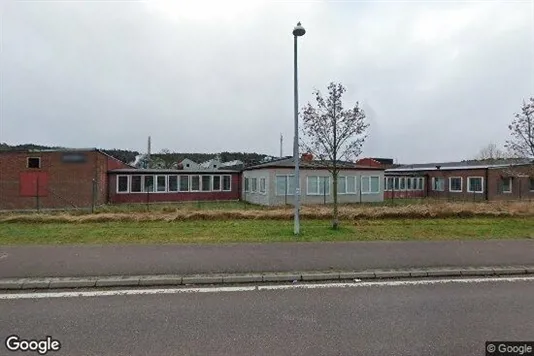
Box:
[301, 153, 313, 162]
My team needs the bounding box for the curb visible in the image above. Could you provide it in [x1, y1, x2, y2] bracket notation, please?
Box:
[1, 265, 533, 291]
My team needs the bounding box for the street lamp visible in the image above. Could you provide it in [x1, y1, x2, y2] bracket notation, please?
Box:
[293, 21, 305, 235]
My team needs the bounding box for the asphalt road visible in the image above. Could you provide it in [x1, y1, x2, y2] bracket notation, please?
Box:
[1, 239, 534, 278]
[1, 278, 533, 355]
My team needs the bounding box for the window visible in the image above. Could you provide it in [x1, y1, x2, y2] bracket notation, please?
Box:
[222, 175, 231, 191]
[251, 178, 258, 192]
[394, 177, 400, 190]
[432, 177, 445, 191]
[259, 178, 266, 194]
[307, 176, 330, 195]
[186, 164, 190, 168]
[467, 177, 483, 193]
[168, 176, 178, 192]
[202, 176, 211, 191]
[27, 157, 41, 169]
[117, 176, 129, 193]
[384, 177, 394, 191]
[156, 175, 167, 192]
[449, 177, 462, 192]
[530, 178, 534, 192]
[337, 176, 347, 194]
[347, 176, 357, 193]
[361, 176, 380, 194]
[276, 175, 295, 196]
[400, 177, 406, 190]
[213, 176, 221, 191]
[142, 176, 154, 192]
[131, 175, 142, 192]
[307, 176, 319, 195]
[417, 178, 424, 191]
[191, 176, 200, 191]
[213, 165, 217, 168]
[407, 178, 412, 190]
[502, 177, 512, 193]
[179, 176, 189, 192]
[244, 177, 249, 192]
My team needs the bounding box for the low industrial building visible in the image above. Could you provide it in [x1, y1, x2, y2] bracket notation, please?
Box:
[384, 160, 534, 201]
[241, 155, 385, 206]
[0, 148, 130, 210]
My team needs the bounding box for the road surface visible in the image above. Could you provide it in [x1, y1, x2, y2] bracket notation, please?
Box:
[2, 239, 534, 278]
[1, 277, 533, 355]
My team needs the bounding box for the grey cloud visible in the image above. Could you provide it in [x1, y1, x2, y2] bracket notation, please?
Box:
[1, 1, 532, 163]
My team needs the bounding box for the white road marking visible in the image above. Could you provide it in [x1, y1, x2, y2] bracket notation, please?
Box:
[1, 276, 534, 300]
[0, 253, 7, 260]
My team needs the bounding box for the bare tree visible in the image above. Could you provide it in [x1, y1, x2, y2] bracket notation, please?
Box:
[506, 97, 534, 158]
[301, 82, 369, 229]
[475, 142, 510, 161]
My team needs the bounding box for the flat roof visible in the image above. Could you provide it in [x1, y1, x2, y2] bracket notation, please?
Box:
[109, 169, 239, 174]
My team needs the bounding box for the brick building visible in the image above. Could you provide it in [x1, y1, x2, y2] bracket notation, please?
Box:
[384, 160, 534, 201]
[108, 169, 241, 204]
[0, 149, 130, 210]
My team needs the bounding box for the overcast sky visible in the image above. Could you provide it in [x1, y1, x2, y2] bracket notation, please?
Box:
[1, 0, 533, 163]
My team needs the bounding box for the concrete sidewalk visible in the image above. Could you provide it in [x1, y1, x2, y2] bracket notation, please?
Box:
[1, 239, 534, 279]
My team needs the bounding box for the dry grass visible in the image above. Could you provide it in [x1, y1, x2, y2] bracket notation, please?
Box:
[1, 201, 533, 223]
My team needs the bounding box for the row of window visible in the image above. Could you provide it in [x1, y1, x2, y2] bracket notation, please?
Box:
[117, 175, 232, 193]
[244, 175, 381, 195]
[244, 177, 267, 194]
[431, 177, 484, 193]
[384, 177, 425, 191]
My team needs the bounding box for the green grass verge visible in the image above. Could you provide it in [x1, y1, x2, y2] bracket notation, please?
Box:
[0, 217, 533, 245]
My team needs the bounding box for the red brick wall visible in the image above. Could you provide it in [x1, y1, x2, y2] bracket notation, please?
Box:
[385, 165, 534, 201]
[0, 150, 130, 210]
[108, 173, 241, 204]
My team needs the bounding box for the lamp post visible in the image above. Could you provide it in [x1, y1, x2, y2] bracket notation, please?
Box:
[292, 21, 305, 235]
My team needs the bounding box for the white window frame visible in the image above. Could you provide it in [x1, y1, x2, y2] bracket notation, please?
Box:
[244, 177, 249, 193]
[212, 175, 222, 191]
[222, 175, 232, 192]
[347, 176, 357, 194]
[156, 175, 167, 193]
[399, 177, 406, 190]
[502, 177, 512, 193]
[467, 176, 484, 193]
[27, 157, 41, 169]
[449, 177, 463, 192]
[201, 175, 212, 192]
[306, 176, 320, 195]
[143, 175, 155, 193]
[275, 175, 295, 196]
[361, 175, 380, 194]
[130, 175, 143, 193]
[179, 175, 190, 192]
[432, 177, 445, 191]
[337, 176, 347, 195]
[393, 177, 400, 190]
[417, 177, 424, 191]
[259, 177, 266, 194]
[190, 175, 200, 192]
[117, 175, 129, 193]
[251, 177, 258, 193]
[167, 175, 178, 192]
[406, 177, 413, 191]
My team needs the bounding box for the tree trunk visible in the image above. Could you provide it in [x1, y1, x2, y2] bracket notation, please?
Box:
[332, 170, 339, 229]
